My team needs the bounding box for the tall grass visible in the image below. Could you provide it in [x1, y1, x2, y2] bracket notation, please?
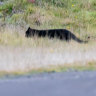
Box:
[0, 0, 96, 48]
[0, 0, 96, 74]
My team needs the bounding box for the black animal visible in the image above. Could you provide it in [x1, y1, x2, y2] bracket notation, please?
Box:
[25, 27, 88, 43]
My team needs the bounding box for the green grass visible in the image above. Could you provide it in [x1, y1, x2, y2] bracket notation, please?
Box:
[0, 0, 96, 30]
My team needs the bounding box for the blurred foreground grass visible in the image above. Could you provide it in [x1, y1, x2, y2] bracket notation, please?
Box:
[0, 61, 96, 77]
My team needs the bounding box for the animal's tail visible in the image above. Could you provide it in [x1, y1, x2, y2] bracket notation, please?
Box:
[71, 33, 88, 43]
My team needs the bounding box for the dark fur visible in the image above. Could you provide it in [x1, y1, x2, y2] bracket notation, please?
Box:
[25, 27, 88, 43]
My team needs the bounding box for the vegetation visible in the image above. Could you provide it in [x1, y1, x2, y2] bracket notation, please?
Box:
[0, 61, 96, 77]
[0, 0, 96, 29]
[0, 0, 96, 75]
[0, 0, 96, 44]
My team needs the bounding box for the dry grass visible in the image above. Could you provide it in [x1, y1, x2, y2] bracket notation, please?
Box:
[0, 25, 96, 75]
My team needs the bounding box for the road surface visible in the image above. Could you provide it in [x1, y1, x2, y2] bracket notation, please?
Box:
[0, 71, 96, 96]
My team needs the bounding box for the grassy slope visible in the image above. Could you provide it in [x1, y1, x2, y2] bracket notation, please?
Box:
[0, 0, 96, 45]
[0, 0, 96, 29]
[0, 0, 96, 75]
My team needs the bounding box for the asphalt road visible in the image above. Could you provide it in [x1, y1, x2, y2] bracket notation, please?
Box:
[0, 71, 96, 96]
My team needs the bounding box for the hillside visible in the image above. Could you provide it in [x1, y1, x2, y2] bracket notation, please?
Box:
[0, 0, 96, 30]
[0, 0, 96, 74]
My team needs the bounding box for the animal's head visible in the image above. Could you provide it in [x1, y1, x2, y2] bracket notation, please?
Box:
[25, 27, 35, 37]
[25, 27, 30, 37]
